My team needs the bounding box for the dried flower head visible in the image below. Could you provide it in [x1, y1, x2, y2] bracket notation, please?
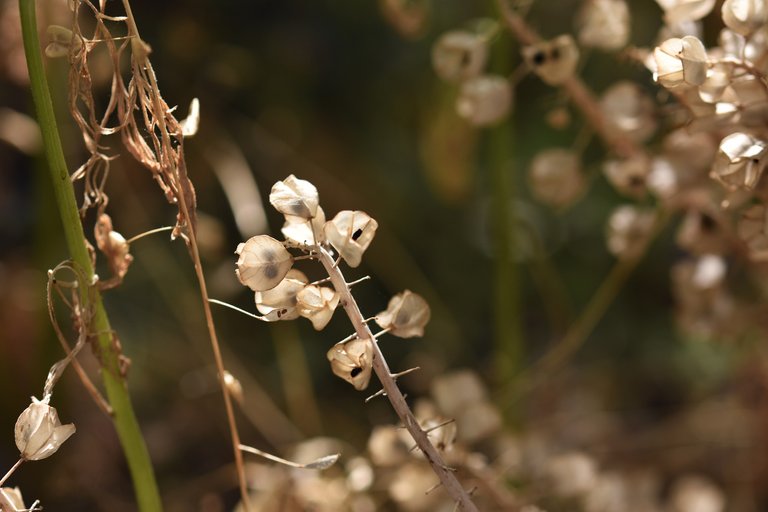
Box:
[282, 206, 326, 247]
[655, 0, 716, 24]
[235, 235, 294, 291]
[94, 213, 133, 283]
[654, 36, 708, 88]
[528, 148, 585, 208]
[297, 284, 340, 330]
[324, 210, 378, 268]
[269, 174, 320, 219]
[432, 31, 488, 83]
[254, 269, 308, 321]
[522, 35, 580, 86]
[326, 338, 374, 390]
[15, 398, 75, 461]
[711, 132, 768, 190]
[455, 75, 513, 127]
[577, 0, 630, 51]
[606, 206, 656, 259]
[722, 0, 768, 36]
[0, 487, 30, 512]
[375, 290, 431, 338]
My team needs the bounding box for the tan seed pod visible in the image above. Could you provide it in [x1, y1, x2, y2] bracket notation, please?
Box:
[606, 205, 656, 259]
[711, 132, 767, 190]
[326, 338, 374, 390]
[653, 36, 708, 88]
[0, 487, 27, 511]
[324, 210, 378, 268]
[600, 81, 657, 143]
[455, 75, 512, 127]
[577, 0, 630, 51]
[522, 35, 580, 86]
[235, 235, 294, 291]
[297, 285, 339, 330]
[528, 148, 585, 208]
[94, 214, 133, 283]
[269, 174, 320, 219]
[722, 0, 768, 36]
[255, 269, 308, 321]
[655, 0, 716, 24]
[603, 153, 652, 198]
[738, 204, 768, 256]
[44, 25, 82, 59]
[15, 398, 75, 461]
[375, 290, 431, 338]
[282, 206, 326, 247]
[431, 30, 488, 83]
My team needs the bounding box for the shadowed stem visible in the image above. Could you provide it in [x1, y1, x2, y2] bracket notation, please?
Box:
[19, 1, 162, 510]
[317, 246, 479, 512]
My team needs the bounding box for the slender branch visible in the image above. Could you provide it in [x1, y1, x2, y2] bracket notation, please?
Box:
[0, 459, 23, 488]
[316, 246, 479, 512]
[494, 0, 639, 158]
[19, 2, 162, 510]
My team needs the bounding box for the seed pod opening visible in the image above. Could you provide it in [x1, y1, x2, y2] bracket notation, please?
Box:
[327, 338, 374, 390]
[324, 210, 378, 268]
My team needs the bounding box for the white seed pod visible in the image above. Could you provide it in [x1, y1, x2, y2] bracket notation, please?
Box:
[738, 204, 768, 256]
[722, 0, 768, 36]
[676, 209, 726, 254]
[282, 206, 326, 247]
[375, 290, 431, 338]
[668, 476, 725, 512]
[368, 425, 412, 467]
[255, 269, 308, 321]
[324, 210, 378, 268]
[711, 132, 768, 190]
[15, 398, 75, 461]
[576, 0, 630, 51]
[655, 0, 716, 24]
[528, 148, 585, 208]
[606, 205, 656, 259]
[455, 74, 513, 127]
[326, 338, 374, 390]
[432, 30, 488, 83]
[269, 175, 319, 219]
[94, 214, 133, 282]
[235, 235, 294, 291]
[600, 81, 657, 143]
[522, 35, 580, 86]
[45, 25, 82, 59]
[297, 285, 340, 331]
[603, 153, 652, 198]
[653, 36, 708, 88]
[0, 487, 27, 512]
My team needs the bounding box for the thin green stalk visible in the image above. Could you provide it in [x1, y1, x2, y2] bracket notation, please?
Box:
[19, 2, 162, 510]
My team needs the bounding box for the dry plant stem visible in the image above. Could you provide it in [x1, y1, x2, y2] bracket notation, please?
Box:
[316, 246, 479, 512]
[0, 459, 23, 488]
[119, 2, 251, 508]
[18, 1, 162, 509]
[495, 0, 639, 158]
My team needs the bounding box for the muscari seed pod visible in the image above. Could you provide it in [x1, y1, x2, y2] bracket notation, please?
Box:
[297, 285, 340, 331]
[282, 206, 326, 247]
[326, 338, 374, 390]
[606, 205, 656, 259]
[269, 174, 320, 219]
[655, 0, 716, 24]
[235, 235, 294, 291]
[711, 132, 768, 190]
[528, 148, 585, 209]
[653, 36, 707, 88]
[431, 30, 488, 83]
[324, 210, 378, 268]
[522, 35, 580, 86]
[255, 269, 308, 321]
[15, 398, 75, 461]
[577, 0, 630, 51]
[375, 290, 431, 338]
[722, 0, 768, 36]
[455, 75, 512, 127]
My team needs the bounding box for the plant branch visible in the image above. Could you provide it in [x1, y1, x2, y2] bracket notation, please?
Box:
[19, 1, 162, 509]
[316, 246, 479, 512]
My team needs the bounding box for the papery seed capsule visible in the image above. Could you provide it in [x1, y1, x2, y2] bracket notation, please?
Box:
[235, 235, 294, 291]
[522, 35, 580, 86]
[738, 204, 768, 256]
[375, 290, 431, 338]
[326, 338, 373, 390]
[431, 30, 488, 83]
[282, 206, 326, 247]
[528, 148, 585, 208]
[722, 0, 768, 36]
[653, 36, 707, 88]
[15, 398, 75, 461]
[255, 269, 308, 321]
[606, 205, 655, 259]
[603, 153, 652, 198]
[324, 210, 378, 268]
[711, 132, 768, 190]
[655, 0, 716, 24]
[600, 81, 657, 143]
[455, 75, 512, 127]
[297, 285, 339, 330]
[577, 0, 630, 51]
[269, 175, 320, 219]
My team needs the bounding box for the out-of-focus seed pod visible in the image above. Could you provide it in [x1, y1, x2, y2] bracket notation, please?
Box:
[45, 25, 82, 59]
[738, 204, 768, 257]
[375, 290, 431, 338]
[455, 75, 512, 127]
[528, 148, 585, 208]
[600, 81, 657, 143]
[603, 153, 652, 198]
[522, 35, 580, 86]
[577, 0, 630, 51]
[722, 0, 768, 36]
[431, 31, 488, 83]
[235, 235, 294, 291]
[606, 205, 656, 259]
[655, 0, 716, 24]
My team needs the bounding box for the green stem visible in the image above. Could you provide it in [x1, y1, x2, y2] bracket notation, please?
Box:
[19, 2, 162, 510]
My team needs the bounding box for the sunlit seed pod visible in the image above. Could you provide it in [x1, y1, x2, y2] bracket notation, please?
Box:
[431, 30, 488, 83]
[600, 81, 657, 143]
[255, 269, 308, 321]
[326, 338, 373, 390]
[44, 25, 82, 59]
[655, 0, 716, 24]
[368, 425, 412, 467]
[375, 290, 431, 338]
[180, 98, 200, 138]
[324, 210, 378, 268]
[297, 285, 339, 331]
[388, 462, 444, 510]
[0, 487, 27, 511]
[15, 398, 75, 461]
[269, 174, 320, 219]
[722, 0, 768, 36]
[698, 62, 733, 104]
[94, 213, 133, 281]
[606, 205, 656, 259]
[346, 456, 375, 492]
[603, 153, 652, 198]
[522, 34, 580, 86]
[282, 206, 326, 247]
[235, 235, 294, 291]
[711, 132, 768, 190]
[547, 452, 599, 499]
[653, 36, 708, 88]
[647, 157, 679, 199]
[668, 476, 725, 512]
[738, 204, 768, 255]
[576, 0, 630, 51]
[528, 148, 585, 208]
[431, 370, 488, 418]
[455, 74, 512, 127]
[676, 209, 727, 254]
[662, 128, 717, 176]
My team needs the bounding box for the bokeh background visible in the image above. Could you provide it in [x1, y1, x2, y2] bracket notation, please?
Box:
[0, 0, 766, 510]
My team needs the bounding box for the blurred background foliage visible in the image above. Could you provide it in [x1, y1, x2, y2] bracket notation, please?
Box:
[0, 0, 765, 510]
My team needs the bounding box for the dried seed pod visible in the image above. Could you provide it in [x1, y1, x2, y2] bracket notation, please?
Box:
[0, 487, 27, 511]
[94, 214, 133, 282]
[297, 284, 340, 330]
[15, 398, 75, 461]
[282, 206, 326, 247]
[577, 0, 630, 51]
[431, 30, 488, 83]
[269, 175, 320, 219]
[180, 98, 200, 138]
[676, 209, 727, 254]
[522, 35, 580, 86]
[375, 290, 431, 338]
[368, 425, 412, 466]
[45, 25, 82, 59]
[547, 452, 599, 499]
[668, 476, 725, 512]
[606, 205, 656, 259]
[455, 74, 513, 127]
[324, 210, 378, 268]
[255, 269, 308, 321]
[326, 338, 374, 390]
[653, 36, 708, 88]
[235, 235, 294, 291]
[600, 81, 657, 143]
[738, 204, 768, 256]
[528, 148, 585, 208]
[603, 153, 652, 198]
[655, 0, 716, 24]
[722, 0, 768, 36]
[711, 132, 768, 190]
